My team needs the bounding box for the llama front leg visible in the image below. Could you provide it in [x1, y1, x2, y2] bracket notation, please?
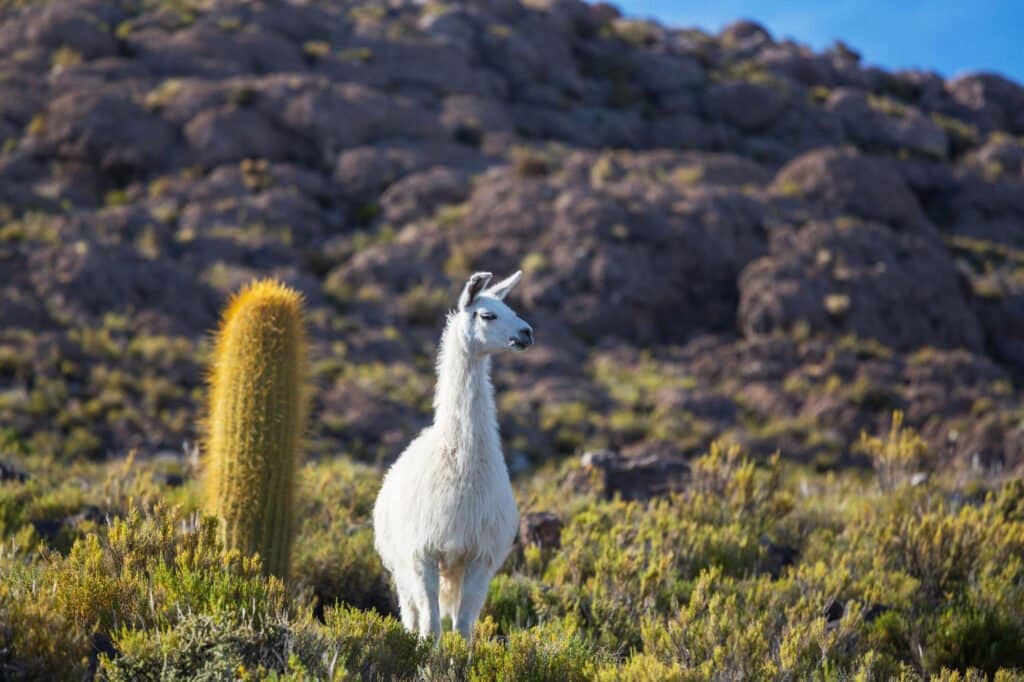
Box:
[439, 565, 464, 630]
[397, 580, 420, 633]
[413, 557, 442, 640]
[454, 558, 496, 641]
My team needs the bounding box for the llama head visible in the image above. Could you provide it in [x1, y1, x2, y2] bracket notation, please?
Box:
[457, 270, 533, 354]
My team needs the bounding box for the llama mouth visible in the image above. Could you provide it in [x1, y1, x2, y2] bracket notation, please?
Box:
[509, 338, 530, 351]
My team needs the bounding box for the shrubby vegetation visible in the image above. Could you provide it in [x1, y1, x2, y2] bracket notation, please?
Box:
[1, 414, 1023, 680]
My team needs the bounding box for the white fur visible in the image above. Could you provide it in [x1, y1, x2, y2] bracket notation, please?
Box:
[373, 271, 531, 641]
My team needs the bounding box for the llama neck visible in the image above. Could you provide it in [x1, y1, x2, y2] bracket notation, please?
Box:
[433, 314, 497, 462]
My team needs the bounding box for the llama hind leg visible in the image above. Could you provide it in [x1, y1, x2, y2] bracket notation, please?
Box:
[412, 557, 442, 640]
[454, 558, 495, 642]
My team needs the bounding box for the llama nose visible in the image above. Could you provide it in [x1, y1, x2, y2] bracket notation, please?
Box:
[518, 327, 533, 345]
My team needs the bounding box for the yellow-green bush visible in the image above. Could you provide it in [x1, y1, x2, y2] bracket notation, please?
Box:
[2, 421, 1024, 680]
[289, 458, 392, 613]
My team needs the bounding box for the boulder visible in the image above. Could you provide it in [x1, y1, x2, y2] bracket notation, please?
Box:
[333, 142, 489, 202]
[968, 136, 1024, 178]
[280, 84, 378, 155]
[519, 512, 563, 549]
[186, 106, 313, 166]
[771, 147, 928, 229]
[703, 82, 790, 132]
[578, 450, 690, 501]
[39, 92, 178, 175]
[27, 241, 220, 334]
[757, 44, 836, 88]
[441, 94, 516, 137]
[947, 72, 1024, 134]
[24, 5, 118, 59]
[825, 88, 947, 158]
[738, 219, 984, 352]
[379, 166, 470, 225]
[419, 7, 477, 54]
[0, 459, 28, 482]
[720, 20, 771, 44]
[650, 113, 715, 149]
[630, 51, 705, 94]
[139, 22, 305, 76]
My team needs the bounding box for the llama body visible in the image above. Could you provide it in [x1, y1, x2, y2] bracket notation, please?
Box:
[373, 271, 532, 641]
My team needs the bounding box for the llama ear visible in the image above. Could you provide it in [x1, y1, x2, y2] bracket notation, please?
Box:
[486, 270, 523, 301]
[458, 272, 492, 310]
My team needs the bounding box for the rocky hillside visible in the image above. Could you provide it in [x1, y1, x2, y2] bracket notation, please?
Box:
[1, 0, 1023, 471]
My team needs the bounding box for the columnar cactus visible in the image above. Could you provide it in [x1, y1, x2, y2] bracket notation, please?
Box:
[204, 279, 308, 578]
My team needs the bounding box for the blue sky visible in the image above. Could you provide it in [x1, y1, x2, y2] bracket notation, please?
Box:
[610, 1, 1024, 83]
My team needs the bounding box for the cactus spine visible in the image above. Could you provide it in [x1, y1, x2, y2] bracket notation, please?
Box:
[204, 279, 308, 578]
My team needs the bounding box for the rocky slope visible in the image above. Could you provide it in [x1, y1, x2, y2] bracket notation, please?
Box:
[1, 0, 1023, 471]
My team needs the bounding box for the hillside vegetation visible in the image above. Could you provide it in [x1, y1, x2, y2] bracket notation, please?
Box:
[2, 429, 1024, 679]
[1, 0, 1023, 678]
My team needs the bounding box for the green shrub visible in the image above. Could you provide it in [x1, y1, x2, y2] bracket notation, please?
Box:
[927, 605, 1024, 674]
[290, 459, 392, 614]
[858, 410, 929, 491]
[468, 618, 602, 682]
[3, 423, 1024, 679]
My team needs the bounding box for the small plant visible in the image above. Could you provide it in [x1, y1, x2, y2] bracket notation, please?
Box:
[931, 113, 980, 156]
[203, 279, 309, 578]
[776, 179, 803, 197]
[50, 46, 83, 71]
[858, 410, 929, 492]
[339, 47, 373, 64]
[25, 114, 46, 137]
[227, 85, 256, 108]
[867, 94, 908, 119]
[144, 78, 185, 111]
[512, 147, 555, 177]
[824, 293, 851, 317]
[521, 252, 548, 276]
[216, 16, 242, 32]
[303, 40, 331, 59]
[808, 85, 831, 104]
[104, 188, 130, 207]
[608, 18, 659, 47]
[674, 165, 704, 186]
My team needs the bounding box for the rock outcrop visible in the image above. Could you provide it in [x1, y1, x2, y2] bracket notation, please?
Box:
[0, 0, 1021, 471]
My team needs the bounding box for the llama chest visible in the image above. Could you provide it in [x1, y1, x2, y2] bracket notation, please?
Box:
[414, 449, 518, 561]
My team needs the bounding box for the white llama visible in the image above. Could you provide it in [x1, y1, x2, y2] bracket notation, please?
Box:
[373, 270, 532, 641]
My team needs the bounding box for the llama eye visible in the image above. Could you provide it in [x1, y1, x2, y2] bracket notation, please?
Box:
[478, 311, 497, 321]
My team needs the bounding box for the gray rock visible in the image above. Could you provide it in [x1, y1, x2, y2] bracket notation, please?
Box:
[631, 51, 705, 94]
[25, 5, 118, 59]
[28, 241, 219, 334]
[772, 147, 928, 229]
[419, 7, 478, 55]
[948, 72, 1024, 134]
[186, 106, 312, 166]
[969, 136, 1024, 178]
[379, 166, 470, 224]
[578, 450, 690, 501]
[40, 92, 178, 174]
[649, 113, 714, 149]
[280, 84, 377, 155]
[826, 88, 947, 158]
[441, 94, 516, 136]
[739, 219, 984, 351]
[519, 512, 563, 549]
[704, 82, 790, 132]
